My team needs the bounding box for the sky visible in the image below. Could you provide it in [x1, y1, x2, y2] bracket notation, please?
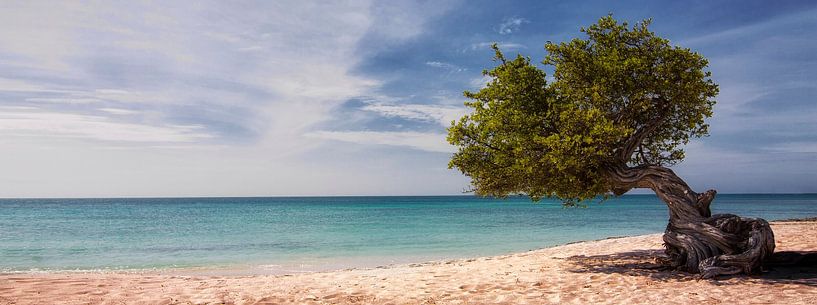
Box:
[0, 0, 815, 197]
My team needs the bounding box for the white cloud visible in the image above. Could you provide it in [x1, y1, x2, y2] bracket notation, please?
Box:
[236, 46, 264, 52]
[0, 108, 210, 143]
[26, 97, 102, 105]
[469, 75, 494, 89]
[498, 17, 528, 35]
[311, 100, 470, 153]
[366, 1, 461, 43]
[678, 8, 817, 47]
[362, 102, 468, 127]
[673, 140, 817, 193]
[425, 61, 466, 72]
[0, 1, 380, 148]
[98, 108, 139, 115]
[306, 130, 453, 153]
[684, 9, 817, 143]
[0, 78, 59, 93]
[0, 1, 471, 197]
[763, 142, 817, 153]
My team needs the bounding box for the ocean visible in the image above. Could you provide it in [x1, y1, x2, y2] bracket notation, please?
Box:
[1, 194, 816, 274]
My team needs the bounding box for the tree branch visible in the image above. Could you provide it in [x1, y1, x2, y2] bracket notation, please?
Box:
[618, 119, 662, 162]
[604, 163, 700, 219]
[462, 131, 504, 152]
[617, 97, 669, 162]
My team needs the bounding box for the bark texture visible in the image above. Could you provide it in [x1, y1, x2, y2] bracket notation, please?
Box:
[606, 164, 776, 279]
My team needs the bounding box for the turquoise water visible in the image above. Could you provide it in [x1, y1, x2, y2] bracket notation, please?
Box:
[1, 194, 816, 273]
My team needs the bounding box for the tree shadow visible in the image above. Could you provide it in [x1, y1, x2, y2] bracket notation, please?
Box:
[763, 251, 817, 285]
[565, 249, 817, 286]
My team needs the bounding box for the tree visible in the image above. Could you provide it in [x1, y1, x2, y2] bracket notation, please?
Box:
[447, 15, 775, 278]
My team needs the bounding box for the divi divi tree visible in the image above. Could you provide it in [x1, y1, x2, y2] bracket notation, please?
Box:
[447, 16, 774, 278]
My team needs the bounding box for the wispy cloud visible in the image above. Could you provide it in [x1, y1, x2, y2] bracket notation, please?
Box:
[98, 108, 140, 115]
[498, 17, 528, 35]
[361, 102, 468, 127]
[425, 61, 466, 72]
[0, 108, 210, 143]
[678, 8, 817, 47]
[764, 142, 817, 153]
[469, 75, 494, 89]
[305, 130, 453, 153]
[367, 1, 459, 42]
[0, 1, 379, 149]
[680, 8, 817, 146]
[25, 97, 102, 105]
[0, 1, 464, 197]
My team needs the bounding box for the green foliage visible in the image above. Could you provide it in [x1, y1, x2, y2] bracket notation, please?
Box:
[447, 16, 718, 205]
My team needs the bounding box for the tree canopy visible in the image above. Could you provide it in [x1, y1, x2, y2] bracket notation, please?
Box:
[447, 16, 718, 205]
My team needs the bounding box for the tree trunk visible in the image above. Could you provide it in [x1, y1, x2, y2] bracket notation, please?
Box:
[606, 164, 776, 279]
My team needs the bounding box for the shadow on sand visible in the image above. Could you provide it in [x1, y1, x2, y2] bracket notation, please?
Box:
[565, 249, 817, 286]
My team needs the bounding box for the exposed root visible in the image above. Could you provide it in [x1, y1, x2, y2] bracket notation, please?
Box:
[664, 215, 775, 279]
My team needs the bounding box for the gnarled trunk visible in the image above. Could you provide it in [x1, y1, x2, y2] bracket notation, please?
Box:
[606, 164, 775, 278]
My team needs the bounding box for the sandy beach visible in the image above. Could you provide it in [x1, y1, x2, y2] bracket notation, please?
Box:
[1, 220, 815, 305]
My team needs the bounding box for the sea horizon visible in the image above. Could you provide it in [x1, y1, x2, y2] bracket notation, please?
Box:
[4, 192, 817, 200]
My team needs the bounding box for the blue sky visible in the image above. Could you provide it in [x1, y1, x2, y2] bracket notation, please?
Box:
[0, 1, 815, 197]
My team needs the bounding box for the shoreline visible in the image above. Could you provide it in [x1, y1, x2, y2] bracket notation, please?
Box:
[5, 195, 816, 279]
[2, 218, 814, 277]
[2, 219, 815, 304]
[0, 237, 649, 277]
